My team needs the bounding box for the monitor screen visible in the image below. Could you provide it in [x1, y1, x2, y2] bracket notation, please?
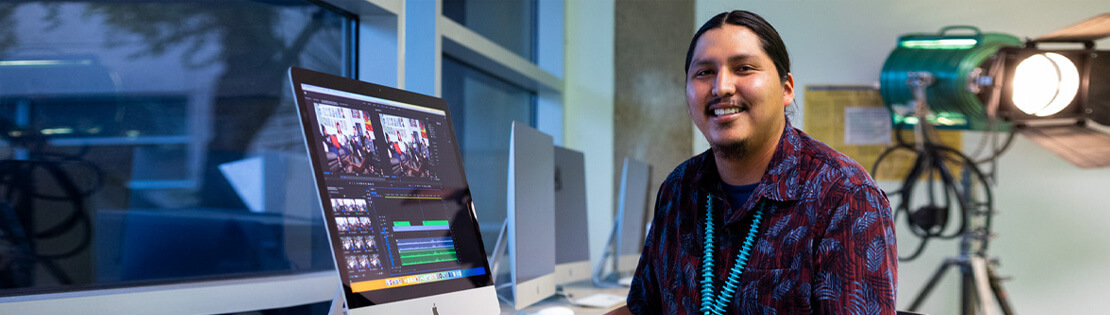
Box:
[553, 146, 591, 283]
[506, 122, 557, 308]
[617, 157, 651, 272]
[288, 67, 494, 312]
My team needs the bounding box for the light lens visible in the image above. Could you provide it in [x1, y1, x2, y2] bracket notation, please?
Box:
[1011, 53, 1080, 116]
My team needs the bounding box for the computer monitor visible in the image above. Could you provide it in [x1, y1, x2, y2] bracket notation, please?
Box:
[553, 146, 591, 285]
[593, 157, 651, 286]
[497, 122, 557, 309]
[616, 157, 651, 273]
[288, 67, 498, 314]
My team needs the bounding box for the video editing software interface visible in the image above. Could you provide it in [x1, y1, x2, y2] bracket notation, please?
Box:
[300, 84, 486, 296]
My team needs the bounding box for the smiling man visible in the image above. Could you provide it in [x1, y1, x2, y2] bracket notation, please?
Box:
[612, 10, 897, 314]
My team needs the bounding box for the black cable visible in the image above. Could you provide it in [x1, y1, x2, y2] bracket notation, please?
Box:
[927, 143, 967, 240]
[901, 231, 931, 262]
[34, 160, 93, 259]
[0, 160, 94, 243]
[878, 116, 997, 261]
[0, 119, 102, 286]
[888, 146, 944, 261]
[935, 145, 996, 252]
[0, 161, 96, 286]
[19, 155, 104, 201]
[974, 128, 1017, 165]
[894, 119, 912, 147]
[871, 143, 914, 197]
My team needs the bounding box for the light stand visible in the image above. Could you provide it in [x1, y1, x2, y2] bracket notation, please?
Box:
[908, 241, 1014, 315]
[900, 72, 1015, 315]
[882, 16, 1110, 314]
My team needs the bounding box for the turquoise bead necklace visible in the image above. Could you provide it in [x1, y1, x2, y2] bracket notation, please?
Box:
[699, 194, 766, 315]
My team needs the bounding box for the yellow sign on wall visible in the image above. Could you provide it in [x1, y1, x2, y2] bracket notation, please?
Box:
[803, 85, 962, 181]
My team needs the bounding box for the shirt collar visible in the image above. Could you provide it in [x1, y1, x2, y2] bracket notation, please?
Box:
[693, 118, 806, 223]
[756, 118, 805, 203]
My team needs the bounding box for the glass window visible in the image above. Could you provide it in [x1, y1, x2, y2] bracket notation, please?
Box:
[0, 0, 351, 295]
[442, 0, 536, 61]
[440, 56, 534, 253]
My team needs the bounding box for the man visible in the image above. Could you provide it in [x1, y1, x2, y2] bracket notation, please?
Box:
[613, 10, 897, 314]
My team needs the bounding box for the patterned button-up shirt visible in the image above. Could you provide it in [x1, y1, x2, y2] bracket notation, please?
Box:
[627, 119, 897, 314]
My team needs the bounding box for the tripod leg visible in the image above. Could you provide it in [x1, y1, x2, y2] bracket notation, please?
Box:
[909, 260, 955, 311]
[970, 257, 997, 315]
[986, 263, 1015, 315]
[961, 265, 974, 315]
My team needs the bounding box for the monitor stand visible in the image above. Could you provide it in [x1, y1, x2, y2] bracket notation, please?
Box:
[329, 285, 345, 315]
[487, 218, 556, 310]
[487, 219, 513, 305]
[592, 217, 625, 288]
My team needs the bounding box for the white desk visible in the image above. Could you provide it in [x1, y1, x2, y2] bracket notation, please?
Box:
[498, 280, 629, 315]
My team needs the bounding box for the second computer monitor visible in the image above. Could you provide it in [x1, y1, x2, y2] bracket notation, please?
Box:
[616, 157, 651, 274]
[553, 146, 590, 284]
[506, 122, 556, 309]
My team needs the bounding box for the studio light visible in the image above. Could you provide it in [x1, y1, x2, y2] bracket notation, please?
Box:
[993, 46, 1108, 126]
[1011, 52, 1080, 116]
[880, 13, 1110, 168]
[876, 13, 1110, 315]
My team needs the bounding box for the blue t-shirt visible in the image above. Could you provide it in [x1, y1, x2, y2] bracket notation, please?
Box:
[722, 182, 759, 209]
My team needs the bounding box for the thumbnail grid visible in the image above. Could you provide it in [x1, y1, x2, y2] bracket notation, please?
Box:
[331, 197, 382, 274]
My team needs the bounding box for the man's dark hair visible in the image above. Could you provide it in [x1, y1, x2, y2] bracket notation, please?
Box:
[684, 10, 791, 83]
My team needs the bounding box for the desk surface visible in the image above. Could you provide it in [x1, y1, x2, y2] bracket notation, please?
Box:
[498, 280, 629, 315]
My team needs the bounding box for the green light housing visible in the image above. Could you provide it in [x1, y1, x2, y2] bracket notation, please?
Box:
[880, 26, 1022, 130]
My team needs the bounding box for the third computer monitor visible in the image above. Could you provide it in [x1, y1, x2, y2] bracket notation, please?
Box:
[616, 157, 651, 275]
[506, 122, 556, 309]
[553, 146, 590, 285]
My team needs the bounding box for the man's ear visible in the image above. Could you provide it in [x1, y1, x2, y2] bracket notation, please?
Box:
[782, 73, 795, 107]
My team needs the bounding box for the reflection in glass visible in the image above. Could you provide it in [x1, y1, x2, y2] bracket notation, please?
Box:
[440, 55, 534, 255]
[0, 1, 351, 295]
[442, 0, 537, 61]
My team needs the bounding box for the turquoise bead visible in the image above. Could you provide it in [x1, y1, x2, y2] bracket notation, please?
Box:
[700, 194, 766, 315]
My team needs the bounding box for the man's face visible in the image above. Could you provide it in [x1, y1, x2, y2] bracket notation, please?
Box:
[686, 24, 794, 159]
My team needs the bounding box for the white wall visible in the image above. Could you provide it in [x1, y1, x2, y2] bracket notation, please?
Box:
[564, 0, 616, 268]
[695, 1, 1110, 314]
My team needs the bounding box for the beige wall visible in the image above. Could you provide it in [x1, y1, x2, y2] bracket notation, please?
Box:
[614, 0, 694, 218]
[565, 0, 616, 266]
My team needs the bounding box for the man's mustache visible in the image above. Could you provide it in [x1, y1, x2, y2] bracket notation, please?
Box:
[704, 97, 749, 115]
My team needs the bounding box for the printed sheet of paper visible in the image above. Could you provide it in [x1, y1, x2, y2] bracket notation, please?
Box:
[803, 85, 962, 181]
[844, 107, 893, 145]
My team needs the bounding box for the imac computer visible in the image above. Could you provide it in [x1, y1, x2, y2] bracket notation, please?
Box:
[288, 67, 499, 314]
[553, 146, 591, 285]
[488, 122, 557, 310]
[593, 157, 652, 287]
